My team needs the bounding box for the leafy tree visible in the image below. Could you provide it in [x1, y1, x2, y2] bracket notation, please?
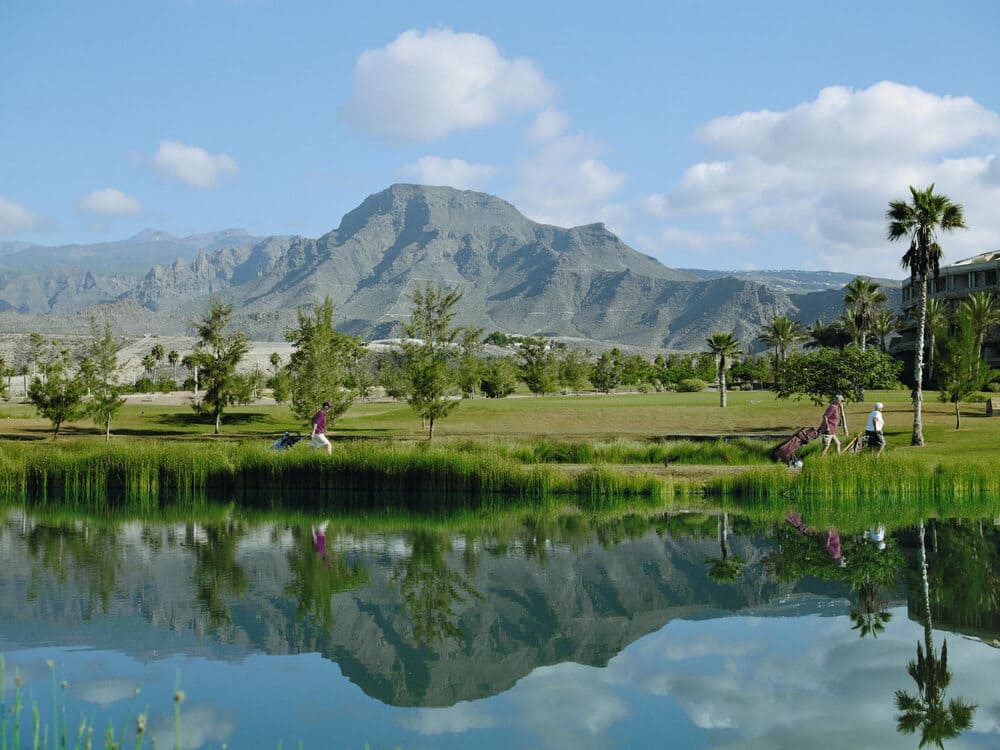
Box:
[28, 347, 85, 438]
[775, 347, 902, 404]
[283, 296, 357, 425]
[456, 327, 485, 398]
[519, 337, 559, 395]
[557, 347, 592, 394]
[346, 346, 379, 402]
[590, 351, 620, 393]
[189, 302, 251, 434]
[936, 309, 997, 429]
[618, 354, 654, 390]
[479, 355, 519, 398]
[843, 277, 889, 352]
[78, 319, 127, 441]
[759, 315, 807, 364]
[729, 354, 770, 390]
[705, 333, 741, 407]
[181, 353, 200, 396]
[887, 184, 967, 446]
[956, 291, 1000, 354]
[705, 513, 745, 583]
[391, 283, 465, 439]
[0, 355, 7, 400]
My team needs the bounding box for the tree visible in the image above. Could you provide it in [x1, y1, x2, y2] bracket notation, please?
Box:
[872, 309, 900, 353]
[887, 184, 967, 446]
[590, 351, 620, 393]
[456, 327, 485, 398]
[956, 291, 1000, 354]
[705, 333, 741, 407]
[27, 347, 85, 439]
[141, 353, 156, 378]
[283, 296, 357, 425]
[843, 277, 889, 352]
[705, 513, 745, 583]
[519, 337, 558, 395]
[392, 284, 465, 439]
[479, 355, 519, 398]
[806, 319, 852, 351]
[189, 302, 251, 434]
[775, 347, 903, 404]
[557, 347, 591, 394]
[150, 343, 164, 367]
[921, 298, 950, 387]
[759, 315, 807, 364]
[936, 309, 997, 430]
[167, 349, 180, 380]
[78, 319, 127, 441]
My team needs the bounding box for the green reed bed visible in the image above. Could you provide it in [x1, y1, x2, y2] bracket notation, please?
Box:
[445, 436, 773, 466]
[0, 439, 668, 511]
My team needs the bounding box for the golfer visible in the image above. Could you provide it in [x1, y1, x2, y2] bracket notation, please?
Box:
[310, 400, 332, 455]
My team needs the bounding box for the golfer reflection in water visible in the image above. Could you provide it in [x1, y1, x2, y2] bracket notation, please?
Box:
[311, 520, 330, 565]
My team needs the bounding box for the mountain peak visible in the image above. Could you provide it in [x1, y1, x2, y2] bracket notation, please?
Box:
[128, 228, 177, 243]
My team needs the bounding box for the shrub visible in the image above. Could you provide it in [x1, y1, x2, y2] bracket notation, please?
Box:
[677, 378, 706, 393]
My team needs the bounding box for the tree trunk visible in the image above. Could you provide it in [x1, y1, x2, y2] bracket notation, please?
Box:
[839, 402, 848, 435]
[105, 413, 111, 442]
[955, 400, 961, 430]
[428, 415, 435, 441]
[912, 277, 927, 446]
[718, 358, 727, 408]
[215, 411, 221, 435]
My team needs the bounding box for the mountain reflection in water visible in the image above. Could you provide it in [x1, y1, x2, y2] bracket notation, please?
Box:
[0, 509, 997, 749]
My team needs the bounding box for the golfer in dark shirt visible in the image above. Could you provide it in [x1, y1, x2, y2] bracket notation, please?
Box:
[310, 401, 332, 455]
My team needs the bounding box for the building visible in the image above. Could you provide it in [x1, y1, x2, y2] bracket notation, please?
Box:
[894, 250, 1000, 369]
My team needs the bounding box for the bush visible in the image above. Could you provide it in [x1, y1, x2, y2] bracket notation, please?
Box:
[677, 378, 706, 393]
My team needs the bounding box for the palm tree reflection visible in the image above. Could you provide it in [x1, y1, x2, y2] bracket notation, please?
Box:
[705, 512, 746, 583]
[894, 521, 976, 747]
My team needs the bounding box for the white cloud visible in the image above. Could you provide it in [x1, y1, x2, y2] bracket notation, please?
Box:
[0, 196, 43, 235]
[153, 140, 239, 188]
[78, 188, 142, 216]
[514, 133, 626, 228]
[660, 225, 750, 251]
[398, 156, 496, 190]
[72, 677, 141, 707]
[341, 29, 553, 142]
[527, 107, 570, 143]
[652, 81, 1000, 275]
[400, 701, 497, 735]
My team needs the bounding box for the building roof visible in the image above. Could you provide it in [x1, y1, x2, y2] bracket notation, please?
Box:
[949, 250, 1000, 266]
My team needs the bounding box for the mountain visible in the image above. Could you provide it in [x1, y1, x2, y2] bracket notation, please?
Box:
[680, 268, 902, 294]
[0, 185, 902, 349]
[0, 228, 262, 276]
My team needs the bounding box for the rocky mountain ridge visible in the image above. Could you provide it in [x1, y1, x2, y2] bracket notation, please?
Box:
[0, 185, 901, 350]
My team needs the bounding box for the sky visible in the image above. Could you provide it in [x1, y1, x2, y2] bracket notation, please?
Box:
[2, 1, 999, 278]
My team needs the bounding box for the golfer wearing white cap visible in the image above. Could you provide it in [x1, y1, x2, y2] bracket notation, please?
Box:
[865, 402, 885, 455]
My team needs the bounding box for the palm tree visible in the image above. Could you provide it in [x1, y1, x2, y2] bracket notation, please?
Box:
[894, 521, 976, 747]
[758, 315, 807, 364]
[887, 184, 967, 446]
[706, 333, 741, 407]
[957, 291, 1000, 354]
[923, 298, 949, 387]
[805, 319, 852, 351]
[150, 343, 164, 365]
[872, 309, 899, 353]
[141, 353, 156, 378]
[167, 349, 180, 380]
[843, 277, 889, 351]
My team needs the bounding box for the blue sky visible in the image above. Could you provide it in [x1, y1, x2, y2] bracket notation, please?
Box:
[2, 0, 999, 277]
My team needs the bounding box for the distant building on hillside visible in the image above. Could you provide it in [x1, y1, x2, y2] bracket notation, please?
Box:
[893, 250, 1000, 368]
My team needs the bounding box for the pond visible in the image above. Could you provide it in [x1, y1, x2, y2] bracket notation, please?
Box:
[1, 507, 998, 749]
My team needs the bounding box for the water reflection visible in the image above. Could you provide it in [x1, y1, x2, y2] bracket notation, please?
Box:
[895, 520, 978, 748]
[1, 508, 997, 748]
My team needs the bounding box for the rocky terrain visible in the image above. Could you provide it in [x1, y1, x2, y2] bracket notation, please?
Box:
[0, 185, 901, 350]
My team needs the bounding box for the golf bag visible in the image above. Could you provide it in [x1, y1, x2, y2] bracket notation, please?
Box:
[843, 431, 867, 454]
[270, 431, 304, 452]
[772, 426, 820, 465]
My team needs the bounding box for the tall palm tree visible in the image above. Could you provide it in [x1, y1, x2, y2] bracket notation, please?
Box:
[887, 184, 967, 446]
[759, 315, 807, 364]
[168, 349, 180, 380]
[706, 333, 741, 408]
[843, 277, 889, 351]
[957, 291, 1000, 354]
[894, 521, 976, 747]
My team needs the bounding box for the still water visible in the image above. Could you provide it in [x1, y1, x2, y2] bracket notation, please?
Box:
[0, 508, 998, 749]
